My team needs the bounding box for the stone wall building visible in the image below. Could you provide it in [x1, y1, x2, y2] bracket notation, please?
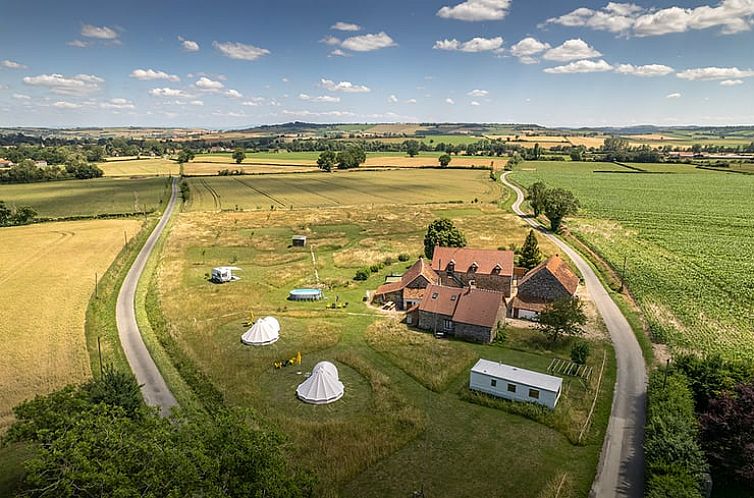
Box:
[373, 258, 438, 310]
[431, 247, 515, 297]
[510, 255, 580, 320]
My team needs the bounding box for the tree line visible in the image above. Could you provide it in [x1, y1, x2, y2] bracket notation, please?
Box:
[0, 159, 103, 184]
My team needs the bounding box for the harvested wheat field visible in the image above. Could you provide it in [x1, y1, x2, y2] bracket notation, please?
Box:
[363, 155, 503, 168]
[99, 158, 180, 177]
[567, 136, 607, 148]
[0, 219, 141, 430]
[184, 162, 316, 175]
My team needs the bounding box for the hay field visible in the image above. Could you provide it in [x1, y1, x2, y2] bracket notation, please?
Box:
[0, 219, 141, 430]
[567, 136, 607, 148]
[99, 158, 180, 177]
[0, 177, 171, 218]
[364, 124, 426, 135]
[184, 162, 315, 175]
[184, 169, 501, 211]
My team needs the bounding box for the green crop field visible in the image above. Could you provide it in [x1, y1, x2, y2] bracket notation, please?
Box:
[156, 200, 614, 497]
[512, 161, 754, 359]
[184, 169, 501, 211]
[0, 177, 172, 218]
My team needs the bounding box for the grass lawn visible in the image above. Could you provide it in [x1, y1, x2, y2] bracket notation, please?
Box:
[513, 161, 754, 359]
[0, 176, 172, 218]
[184, 169, 502, 211]
[156, 198, 613, 497]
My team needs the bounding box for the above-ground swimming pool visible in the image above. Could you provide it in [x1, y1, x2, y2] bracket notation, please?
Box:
[288, 288, 323, 301]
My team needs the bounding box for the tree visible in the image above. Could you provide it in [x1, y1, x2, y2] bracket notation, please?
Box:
[177, 149, 195, 164]
[317, 150, 337, 172]
[423, 218, 467, 259]
[537, 297, 587, 343]
[518, 229, 542, 270]
[438, 154, 452, 167]
[570, 341, 590, 364]
[700, 381, 754, 487]
[570, 146, 585, 161]
[232, 148, 246, 164]
[527, 181, 548, 217]
[532, 142, 542, 160]
[543, 188, 579, 232]
[0, 201, 12, 225]
[336, 145, 366, 169]
[404, 140, 420, 157]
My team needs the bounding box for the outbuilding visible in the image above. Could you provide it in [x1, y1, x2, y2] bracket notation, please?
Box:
[210, 266, 241, 283]
[469, 359, 563, 409]
[292, 235, 307, 247]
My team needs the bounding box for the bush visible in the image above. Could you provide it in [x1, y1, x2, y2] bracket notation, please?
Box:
[398, 253, 410, 262]
[354, 268, 370, 281]
[383, 256, 394, 266]
[369, 264, 381, 273]
[644, 369, 708, 498]
[570, 341, 590, 364]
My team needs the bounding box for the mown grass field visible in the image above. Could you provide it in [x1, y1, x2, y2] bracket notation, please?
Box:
[512, 161, 754, 359]
[184, 169, 501, 211]
[0, 219, 141, 430]
[156, 194, 615, 497]
[98, 158, 180, 177]
[0, 176, 171, 218]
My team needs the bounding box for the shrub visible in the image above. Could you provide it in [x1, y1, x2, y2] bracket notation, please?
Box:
[369, 264, 381, 273]
[398, 253, 410, 262]
[354, 268, 370, 281]
[383, 256, 394, 266]
[570, 341, 590, 364]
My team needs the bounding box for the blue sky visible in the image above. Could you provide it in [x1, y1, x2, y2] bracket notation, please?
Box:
[1, 0, 753, 128]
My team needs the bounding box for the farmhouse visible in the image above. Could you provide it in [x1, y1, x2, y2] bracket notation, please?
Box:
[431, 247, 515, 297]
[412, 283, 505, 343]
[510, 255, 579, 320]
[373, 258, 438, 310]
[469, 359, 563, 409]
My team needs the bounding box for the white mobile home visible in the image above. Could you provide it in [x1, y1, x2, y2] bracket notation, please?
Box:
[210, 266, 241, 283]
[469, 359, 563, 409]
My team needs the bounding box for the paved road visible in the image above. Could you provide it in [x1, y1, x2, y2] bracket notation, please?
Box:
[501, 172, 646, 498]
[116, 177, 179, 416]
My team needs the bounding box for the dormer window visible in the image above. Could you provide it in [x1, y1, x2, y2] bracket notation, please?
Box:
[469, 262, 478, 273]
[447, 259, 455, 272]
[492, 264, 502, 275]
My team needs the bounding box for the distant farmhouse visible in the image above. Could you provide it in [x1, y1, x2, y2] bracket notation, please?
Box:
[510, 256, 579, 320]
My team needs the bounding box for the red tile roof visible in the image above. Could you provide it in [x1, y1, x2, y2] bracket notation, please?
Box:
[431, 247, 514, 277]
[374, 258, 438, 296]
[419, 284, 504, 328]
[511, 296, 551, 313]
[518, 255, 579, 296]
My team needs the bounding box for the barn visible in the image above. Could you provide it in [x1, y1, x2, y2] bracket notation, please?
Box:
[510, 255, 580, 320]
[469, 359, 563, 409]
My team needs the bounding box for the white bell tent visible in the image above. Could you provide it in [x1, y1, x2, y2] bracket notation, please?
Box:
[241, 316, 280, 346]
[296, 361, 344, 404]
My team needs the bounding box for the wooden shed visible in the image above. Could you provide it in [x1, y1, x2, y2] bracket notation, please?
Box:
[469, 359, 563, 409]
[292, 235, 307, 247]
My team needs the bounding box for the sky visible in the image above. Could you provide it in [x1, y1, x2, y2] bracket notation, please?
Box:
[1, 0, 754, 128]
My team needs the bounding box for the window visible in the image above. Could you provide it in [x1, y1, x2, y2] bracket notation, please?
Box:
[450, 295, 457, 301]
[529, 388, 540, 399]
[431, 292, 438, 299]
[443, 319, 453, 331]
[507, 383, 516, 393]
[490, 379, 497, 387]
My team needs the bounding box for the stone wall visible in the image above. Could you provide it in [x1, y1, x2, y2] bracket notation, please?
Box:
[437, 271, 512, 297]
[518, 270, 571, 301]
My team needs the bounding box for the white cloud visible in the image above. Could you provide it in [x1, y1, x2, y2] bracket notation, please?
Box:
[178, 36, 199, 52]
[282, 77, 289, 83]
[677, 66, 754, 80]
[100, 97, 134, 109]
[1, 59, 27, 69]
[320, 78, 371, 93]
[331, 22, 361, 31]
[81, 24, 119, 40]
[545, 1, 754, 37]
[52, 101, 82, 109]
[67, 40, 90, 48]
[329, 49, 349, 57]
[22, 73, 103, 95]
[510, 37, 551, 64]
[387, 94, 399, 103]
[282, 109, 357, 118]
[299, 93, 341, 102]
[12, 93, 31, 100]
[437, 0, 511, 21]
[543, 39, 601, 62]
[666, 92, 682, 98]
[341, 32, 396, 51]
[405, 98, 417, 104]
[149, 87, 190, 98]
[614, 63, 674, 76]
[720, 79, 744, 86]
[471, 101, 481, 106]
[213, 41, 270, 60]
[433, 36, 503, 52]
[467, 89, 488, 97]
[225, 89, 243, 98]
[130, 69, 180, 82]
[195, 76, 224, 90]
[321, 35, 342, 46]
[445, 98, 455, 104]
[544, 59, 614, 74]
[190, 100, 204, 106]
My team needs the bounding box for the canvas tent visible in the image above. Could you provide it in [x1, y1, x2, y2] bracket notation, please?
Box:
[211, 266, 241, 283]
[296, 361, 344, 404]
[241, 316, 280, 346]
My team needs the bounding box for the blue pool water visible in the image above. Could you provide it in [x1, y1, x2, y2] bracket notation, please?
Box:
[288, 288, 323, 301]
